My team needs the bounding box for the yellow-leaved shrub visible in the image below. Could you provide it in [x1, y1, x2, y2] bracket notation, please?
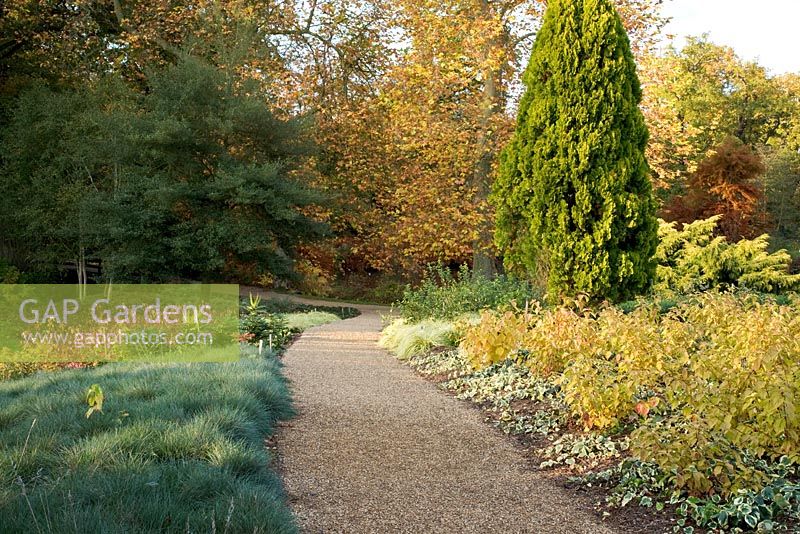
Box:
[631, 293, 800, 495]
[461, 310, 531, 369]
[522, 307, 596, 379]
[544, 305, 680, 430]
[456, 292, 800, 496]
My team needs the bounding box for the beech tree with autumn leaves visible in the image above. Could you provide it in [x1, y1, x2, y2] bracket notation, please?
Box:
[1, 0, 799, 293]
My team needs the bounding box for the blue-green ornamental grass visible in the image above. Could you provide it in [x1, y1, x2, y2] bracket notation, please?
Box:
[0, 356, 296, 533]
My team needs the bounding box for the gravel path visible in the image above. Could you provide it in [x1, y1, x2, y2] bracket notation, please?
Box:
[276, 296, 614, 534]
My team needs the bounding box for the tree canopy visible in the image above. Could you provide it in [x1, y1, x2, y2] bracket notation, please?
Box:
[1, 1, 799, 288]
[1, 56, 327, 282]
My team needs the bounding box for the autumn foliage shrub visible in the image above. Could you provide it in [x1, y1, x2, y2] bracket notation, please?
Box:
[461, 292, 800, 496]
[631, 293, 800, 495]
[522, 306, 600, 380]
[518, 304, 681, 430]
[461, 310, 530, 369]
[461, 305, 593, 377]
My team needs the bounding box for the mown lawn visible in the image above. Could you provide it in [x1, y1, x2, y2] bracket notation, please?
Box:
[0, 355, 296, 533]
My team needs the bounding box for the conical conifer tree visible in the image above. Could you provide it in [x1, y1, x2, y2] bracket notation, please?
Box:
[492, 0, 658, 303]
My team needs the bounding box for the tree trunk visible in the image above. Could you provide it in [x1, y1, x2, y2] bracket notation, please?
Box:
[77, 246, 87, 298]
[471, 0, 501, 279]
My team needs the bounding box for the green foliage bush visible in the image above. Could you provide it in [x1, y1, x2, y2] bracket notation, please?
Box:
[656, 217, 800, 294]
[369, 278, 408, 305]
[493, 0, 658, 303]
[0, 260, 20, 284]
[238, 295, 357, 349]
[398, 263, 538, 322]
[239, 312, 292, 346]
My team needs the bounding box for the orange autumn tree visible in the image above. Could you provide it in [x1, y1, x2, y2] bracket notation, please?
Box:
[321, 0, 667, 277]
[666, 137, 768, 241]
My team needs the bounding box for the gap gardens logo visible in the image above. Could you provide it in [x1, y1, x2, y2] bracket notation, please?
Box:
[0, 285, 240, 363]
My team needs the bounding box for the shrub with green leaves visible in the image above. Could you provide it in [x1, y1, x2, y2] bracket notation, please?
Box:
[398, 263, 538, 322]
[0, 261, 20, 284]
[240, 312, 291, 346]
[656, 216, 800, 294]
[238, 295, 357, 349]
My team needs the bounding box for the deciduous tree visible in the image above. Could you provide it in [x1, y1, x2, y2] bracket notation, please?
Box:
[2, 56, 328, 282]
[664, 137, 767, 241]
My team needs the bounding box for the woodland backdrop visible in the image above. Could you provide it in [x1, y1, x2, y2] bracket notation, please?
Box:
[1, 1, 798, 299]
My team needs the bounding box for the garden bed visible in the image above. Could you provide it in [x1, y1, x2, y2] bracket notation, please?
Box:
[382, 291, 800, 533]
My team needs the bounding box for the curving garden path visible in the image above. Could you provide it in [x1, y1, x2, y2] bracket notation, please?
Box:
[274, 294, 614, 533]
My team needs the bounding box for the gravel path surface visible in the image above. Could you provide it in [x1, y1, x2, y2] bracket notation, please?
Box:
[275, 296, 614, 534]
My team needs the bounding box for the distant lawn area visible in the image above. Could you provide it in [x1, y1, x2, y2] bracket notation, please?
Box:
[0, 356, 296, 533]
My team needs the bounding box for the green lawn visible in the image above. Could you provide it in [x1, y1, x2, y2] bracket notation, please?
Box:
[0, 355, 296, 533]
[284, 310, 341, 331]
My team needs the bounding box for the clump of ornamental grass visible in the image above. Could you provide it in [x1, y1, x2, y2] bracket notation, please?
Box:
[379, 319, 459, 360]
